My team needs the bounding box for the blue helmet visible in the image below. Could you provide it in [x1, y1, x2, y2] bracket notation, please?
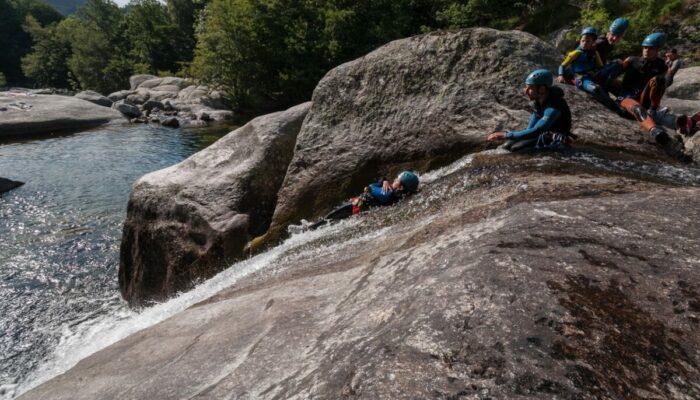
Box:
[398, 171, 419, 193]
[609, 17, 629, 35]
[581, 26, 598, 39]
[642, 32, 666, 47]
[525, 69, 553, 88]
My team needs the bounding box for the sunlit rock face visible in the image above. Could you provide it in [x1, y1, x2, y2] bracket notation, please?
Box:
[260, 28, 680, 246]
[118, 102, 310, 306]
[23, 151, 700, 399]
[0, 93, 125, 137]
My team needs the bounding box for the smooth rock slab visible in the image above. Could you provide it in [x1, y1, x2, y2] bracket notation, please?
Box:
[0, 93, 126, 137]
[665, 66, 700, 101]
[111, 100, 141, 118]
[75, 90, 112, 107]
[22, 169, 700, 399]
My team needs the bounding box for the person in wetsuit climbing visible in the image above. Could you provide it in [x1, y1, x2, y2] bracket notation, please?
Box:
[487, 69, 573, 152]
[300, 171, 420, 231]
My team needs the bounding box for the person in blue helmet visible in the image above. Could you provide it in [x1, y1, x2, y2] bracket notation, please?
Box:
[299, 171, 420, 231]
[596, 17, 629, 65]
[608, 32, 672, 143]
[557, 27, 605, 98]
[487, 69, 573, 152]
[594, 18, 629, 94]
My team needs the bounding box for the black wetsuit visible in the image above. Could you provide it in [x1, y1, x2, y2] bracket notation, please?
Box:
[595, 37, 614, 64]
[503, 86, 573, 151]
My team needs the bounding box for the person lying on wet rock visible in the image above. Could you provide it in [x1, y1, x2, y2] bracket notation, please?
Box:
[487, 69, 574, 152]
[290, 171, 420, 233]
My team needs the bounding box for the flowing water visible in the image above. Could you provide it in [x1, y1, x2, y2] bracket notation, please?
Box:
[3, 125, 700, 399]
[0, 124, 233, 399]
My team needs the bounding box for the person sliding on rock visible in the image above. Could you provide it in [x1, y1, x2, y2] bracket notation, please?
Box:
[487, 69, 573, 152]
[557, 27, 607, 103]
[291, 171, 420, 232]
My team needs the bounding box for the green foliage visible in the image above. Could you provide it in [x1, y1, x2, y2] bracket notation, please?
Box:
[578, 0, 687, 58]
[0, 0, 62, 84]
[124, 0, 181, 74]
[21, 16, 73, 88]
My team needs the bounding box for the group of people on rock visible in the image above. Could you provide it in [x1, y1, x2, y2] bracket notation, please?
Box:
[301, 18, 700, 231]
[488, 18, 700, 152]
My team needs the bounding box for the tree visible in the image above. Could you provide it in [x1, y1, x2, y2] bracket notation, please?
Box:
[124, 0, 180, 74]
[0, 0, 62, 84]
[22, 16, 73, 88]
[66, 0, 130, 93]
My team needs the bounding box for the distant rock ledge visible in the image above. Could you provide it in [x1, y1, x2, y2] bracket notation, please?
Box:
[0, 91, 126, 137]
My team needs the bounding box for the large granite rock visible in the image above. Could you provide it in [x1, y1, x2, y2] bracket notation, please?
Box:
[129, 74, 157, 90]
[256, 28, 659, 248]
[21, 151, 700, 399]
[665, 66, 700, 100]
[111, 100, 141, 118]
[118, 102, 311, 306]
[74, 90, 113, 107]
[0, 93, 126, 137]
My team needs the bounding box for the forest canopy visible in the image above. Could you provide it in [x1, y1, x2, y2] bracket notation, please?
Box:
[1, 0, 697, 112]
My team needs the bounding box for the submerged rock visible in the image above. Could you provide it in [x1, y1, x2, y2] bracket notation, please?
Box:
[118, 102, 311, 306]
[0, 177, 24, 194]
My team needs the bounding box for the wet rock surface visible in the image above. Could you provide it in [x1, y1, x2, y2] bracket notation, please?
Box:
[0, 92, 126, 137]
[262, 28, 562, 244]
[118, 102, 311, 306]
[23, 151, 700, 399]
[0, 177, 24, 194]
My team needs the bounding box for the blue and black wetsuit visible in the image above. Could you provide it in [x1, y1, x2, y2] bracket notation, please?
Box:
[559, 46, 604, 96]
[308, 180, 405, 229]
[503, 86, 573, 152]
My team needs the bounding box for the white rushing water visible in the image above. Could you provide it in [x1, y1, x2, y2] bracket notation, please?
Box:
[10, 217, 368, 399]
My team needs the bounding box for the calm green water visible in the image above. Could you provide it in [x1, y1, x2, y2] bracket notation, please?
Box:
[0, 123, 233, 395]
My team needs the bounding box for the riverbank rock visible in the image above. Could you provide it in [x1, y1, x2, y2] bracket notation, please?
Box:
[22, 150, 700, 399]
[74, 90, 112, 107]
[111, 100, 141, 118]
[0, 177, 24, 194]
[129, 74, 157, 90]
[118, 102, 311, 306]
[0, 92, 126, 137]
[113, 75, 234, 126]
[160, 116, 179, 128]
[665, 66, 700, 100]
[256, 28, 658, 248]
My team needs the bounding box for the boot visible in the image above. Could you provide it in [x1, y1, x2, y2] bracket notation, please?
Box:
[650, 127, 669, 145]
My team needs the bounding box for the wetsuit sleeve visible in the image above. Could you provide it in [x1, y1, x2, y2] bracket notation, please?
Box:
[526, 113, 537, 129]
[595, 51, 603, 68]
[506, 108, 561, 140]
[621, 57, 633, 71]
[368, 183, 395, 204]
[559, 50, 581, 75]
